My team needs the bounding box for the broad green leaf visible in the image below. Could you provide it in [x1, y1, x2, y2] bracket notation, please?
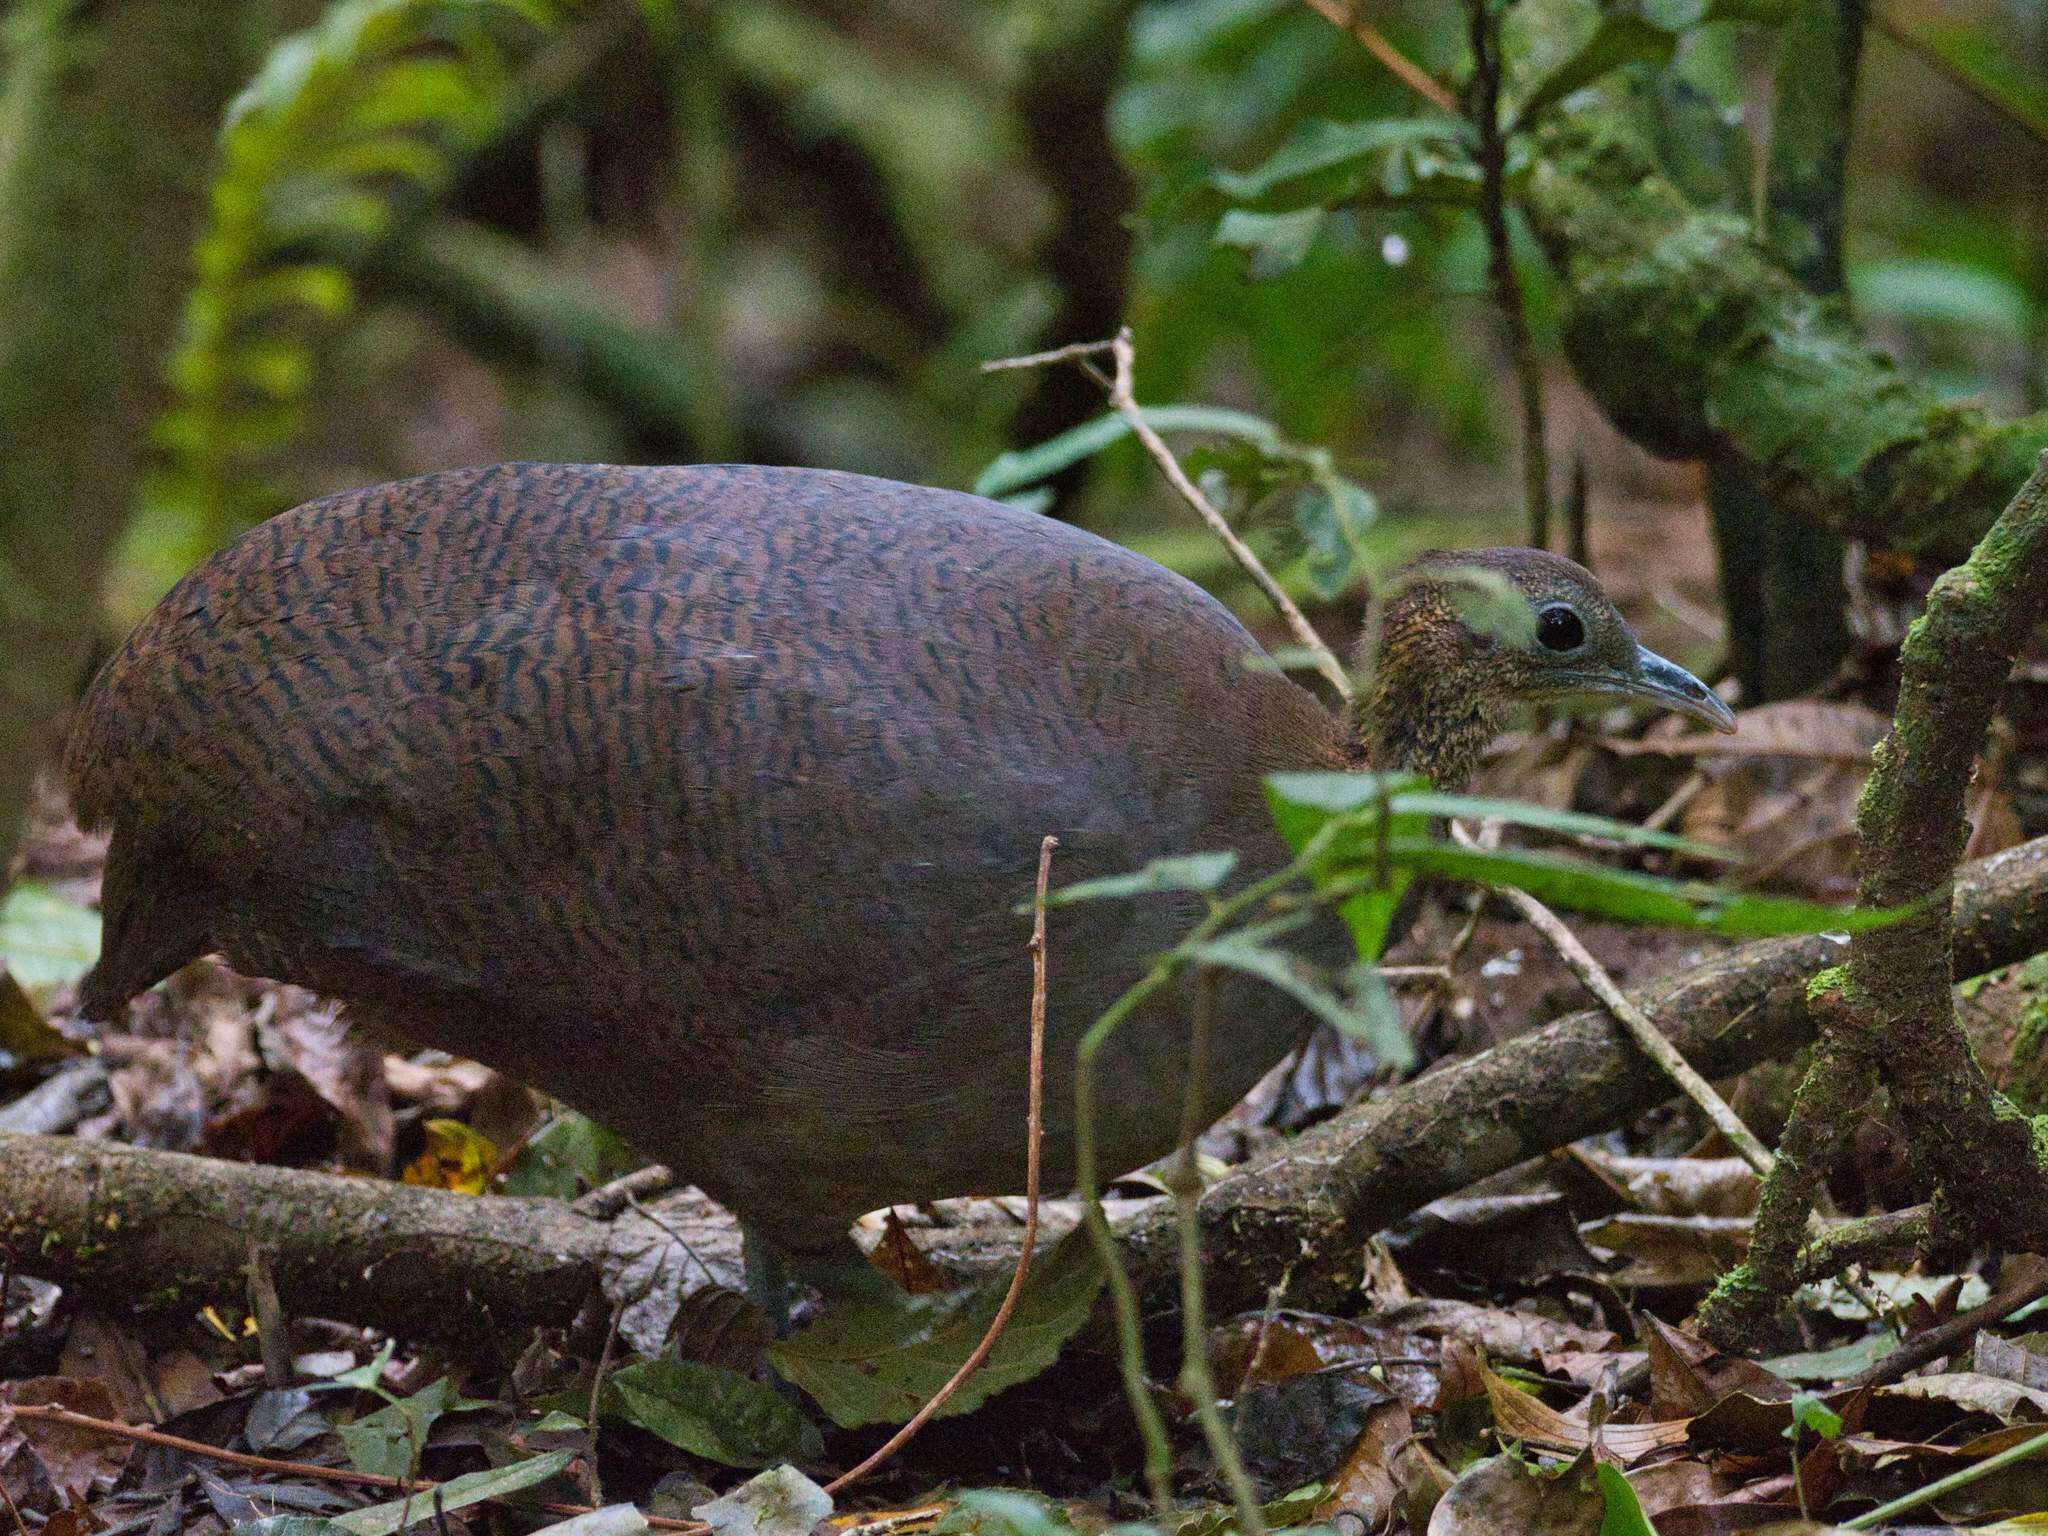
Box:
[1043, 852, 1238, 907]
[1291, 478, 1378, 600]
[332, 1449, 575, 1535]
[1517, 12, 1677, 124]
[933, 1491, 1071, 1536]
[0, 881, 101, 999]
[338, 1377, 454, 1480]
[973, 406, 1283, 499]
[1179, 934, 1416, 1069]
[1595, 1462, 1660, 1536]
[1211, 117, 1471, 205]
[1387, 791, 1729, 859]
[768, 1228, 1103, 1427]
[499, 1110, 643, 1200]
[599, 1359, 821, 1468]
[1377, 838, 1888, 938]
[529, 1506, 649, 1536]
[1213, 206, 1326, 277]
[1853, 258, 2033, 340]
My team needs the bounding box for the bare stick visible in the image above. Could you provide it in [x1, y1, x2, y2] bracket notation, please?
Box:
[1105, 330, 1353, 700]
[984, 329, 1352, 701]
[1297, 0, 1457, 112]
[0, 1403, 705, 1533]
[823, 834, 1058, 1496]
[1448, 821, 1775, 1172]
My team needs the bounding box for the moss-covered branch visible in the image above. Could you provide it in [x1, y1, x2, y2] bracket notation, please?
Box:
[1702, 455, 2048, 1346]
[1523, 85, 2048, 565]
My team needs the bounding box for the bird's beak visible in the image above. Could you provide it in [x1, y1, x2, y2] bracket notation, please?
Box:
[1619, 644, 1737, 733]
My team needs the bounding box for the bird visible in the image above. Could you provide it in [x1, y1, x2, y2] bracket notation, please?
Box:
[66, 462, 1733, 1289]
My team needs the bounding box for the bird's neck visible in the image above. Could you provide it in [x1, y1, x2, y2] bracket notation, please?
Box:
[1342, 604, 1503, 792]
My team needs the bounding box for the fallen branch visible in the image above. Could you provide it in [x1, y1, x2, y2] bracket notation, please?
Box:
[5, 838, 2048, 1337]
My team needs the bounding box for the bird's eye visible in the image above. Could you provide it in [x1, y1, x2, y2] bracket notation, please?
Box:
[1536, 604, 1586, 653]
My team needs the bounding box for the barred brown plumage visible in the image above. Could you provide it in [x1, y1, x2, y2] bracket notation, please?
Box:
[67, 461, 1731, 1271]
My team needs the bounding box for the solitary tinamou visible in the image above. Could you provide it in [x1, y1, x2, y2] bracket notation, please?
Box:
[67, 463, 1733, 1288]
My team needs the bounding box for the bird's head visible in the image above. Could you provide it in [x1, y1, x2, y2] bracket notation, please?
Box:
[1350, 547, 1734, 789]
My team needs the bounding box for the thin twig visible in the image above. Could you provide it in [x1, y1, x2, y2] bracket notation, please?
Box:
[583, 1292, 629, 1505]
[0, 1470, 26, 1536]
[985, 329, 1353, 700]
[1449, 821, 1775, 1171]
[822, 834, 1059, 1497]
[1850, 1256, 2048, 1390]
[1104, 330, 1352, 699]
[571, 1162, 676, 1220]
[1845, 1421, 2048, 1529]
[1173, 970, 1270, 1536]
[1297, 0, 1457, 112]
[0, 1403, 707, 1533]
[1466, 0, 1553, 550]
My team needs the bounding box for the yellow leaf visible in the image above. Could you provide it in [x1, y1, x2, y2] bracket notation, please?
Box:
[403, 1118, 498, 1194]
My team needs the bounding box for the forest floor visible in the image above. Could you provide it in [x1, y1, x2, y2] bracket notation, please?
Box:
[7, 495, 2048, 1534]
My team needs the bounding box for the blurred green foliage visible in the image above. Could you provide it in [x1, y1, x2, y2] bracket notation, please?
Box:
[8, 0, 2039, 629]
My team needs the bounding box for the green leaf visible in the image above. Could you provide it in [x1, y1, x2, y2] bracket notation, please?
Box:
[973, 406, 1284, 499]
[336, 1377, 488, 1480]
[1517, 12, 1680, 123]
[598, 1359, 821, 1468]
[1853, 258, 2033, 340]
[1043, 852, 1238, 907]
[528, 1506, 650, 1536]
[0, 881, 101, 1000]
[332, 1450, 576, 1535]
[1180, 934, 1416, 1070]
[1213, 206, 1326, 277]
[1386, 790, 1729, 859]
[1377, 838, 1888, 939]
[692, 1465, 834, 1536]
[1784, 1392, 1845, 1441]
[1595, 1462, 1660, 1536]
[933, 1491, 1073, 1536]
[768, 1228, 1104, 1427]
[1291, 478, 1378, 600]
[499, 1110, 644, 1200]
[1211, 117, 1471, 206]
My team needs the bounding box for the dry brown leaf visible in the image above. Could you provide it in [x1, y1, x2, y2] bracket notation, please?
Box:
[1479, 1359, 1691, 1463]
[871, 1210, 951, 1295]
[0, 1378, 131, 1506]
[1574, 1152, 1761, 1218]
[1311, 1399, 1412, 1531]
[1977, 1331, 2048, 1391]
[1425, 1452, 1605, 1536]
[1643, 1314, 1796, 1420]
[1583, 1213, 1752, 1289]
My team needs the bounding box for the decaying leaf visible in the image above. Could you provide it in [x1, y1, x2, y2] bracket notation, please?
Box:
[1426, 1452, 1604, 1536]
[691, 1464, 833, 1536]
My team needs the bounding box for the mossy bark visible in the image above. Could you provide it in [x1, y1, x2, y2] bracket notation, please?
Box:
[1702, 457, 2048, 1347]
[0, 1, 261, 871]
[1705, 0, 1861, 702]
[1836, 456, 2048, 1243]
[1522, 83, 2048, 566]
